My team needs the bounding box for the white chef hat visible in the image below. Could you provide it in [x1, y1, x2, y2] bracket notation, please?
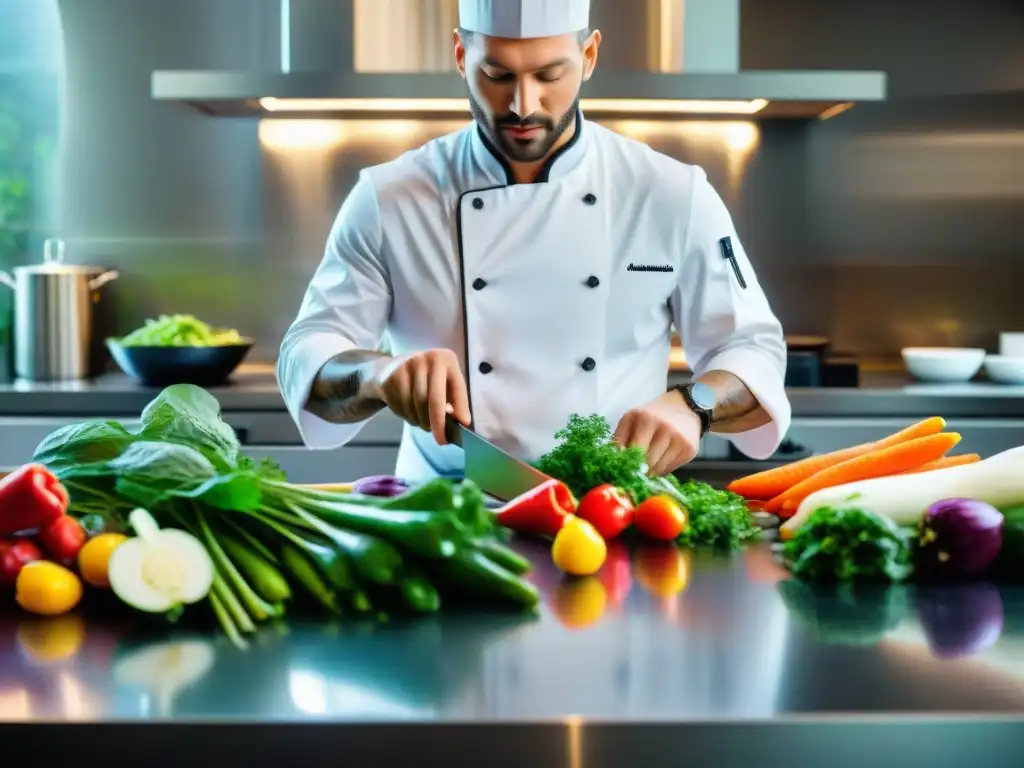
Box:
[459, 0, 590, 39]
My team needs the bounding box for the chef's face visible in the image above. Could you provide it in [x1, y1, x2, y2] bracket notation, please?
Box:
[455, 29, 601, 163]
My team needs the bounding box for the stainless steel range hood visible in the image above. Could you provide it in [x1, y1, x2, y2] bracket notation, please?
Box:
[152, 0, 887, 120]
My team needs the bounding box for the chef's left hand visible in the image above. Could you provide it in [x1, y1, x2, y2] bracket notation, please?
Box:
[614, 394, 702, 476]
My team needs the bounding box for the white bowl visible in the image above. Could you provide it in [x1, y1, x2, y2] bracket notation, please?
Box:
[901, 347, 985, 383]
[984, 355, 1024, 385]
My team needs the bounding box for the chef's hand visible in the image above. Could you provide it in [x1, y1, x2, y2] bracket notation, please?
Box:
[370, 348, 472, 446]
[614, 394, 702, 476]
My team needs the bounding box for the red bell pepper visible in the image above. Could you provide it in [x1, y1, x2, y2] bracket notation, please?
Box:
[0, 464, 69, 536]
[496, 478, 576, 537]
[575, 484, 635, 540]
[39, 516, 87, 561]
[0, 538, 44, 585]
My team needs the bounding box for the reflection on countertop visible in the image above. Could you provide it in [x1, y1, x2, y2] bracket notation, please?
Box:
[3, 540, 1024, 726]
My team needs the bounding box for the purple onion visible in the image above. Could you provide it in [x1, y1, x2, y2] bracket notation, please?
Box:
[916, 498, 1004, 578]
[915, 583, 1004, 659]
[351, 475, 410, 497]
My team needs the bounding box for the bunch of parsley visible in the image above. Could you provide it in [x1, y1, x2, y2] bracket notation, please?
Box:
[535, 413, 761, 551]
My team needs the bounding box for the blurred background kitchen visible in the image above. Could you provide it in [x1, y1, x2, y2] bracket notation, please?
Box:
[1, 0, 1024, 479]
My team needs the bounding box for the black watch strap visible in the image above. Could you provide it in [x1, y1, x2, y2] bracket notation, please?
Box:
[673, 383, 714, 438]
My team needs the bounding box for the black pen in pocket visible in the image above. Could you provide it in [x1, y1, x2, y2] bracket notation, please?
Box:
[718, 236, 747, 289]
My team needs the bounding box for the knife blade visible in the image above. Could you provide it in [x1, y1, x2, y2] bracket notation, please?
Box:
[444, 415, 553, 502]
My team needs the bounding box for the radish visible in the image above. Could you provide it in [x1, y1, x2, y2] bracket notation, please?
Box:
[108, 508, 214, 613]
[781, 445, 1024, 537]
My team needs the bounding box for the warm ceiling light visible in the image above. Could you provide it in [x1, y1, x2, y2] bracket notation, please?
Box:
[259, 97, 769, 116]
[260, 97, 468, 112]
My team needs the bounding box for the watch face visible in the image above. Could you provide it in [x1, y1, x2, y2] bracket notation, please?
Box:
[690, 382, 717, 411]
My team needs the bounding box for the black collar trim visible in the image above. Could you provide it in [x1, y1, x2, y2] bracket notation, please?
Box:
[476, 108, 584, 186]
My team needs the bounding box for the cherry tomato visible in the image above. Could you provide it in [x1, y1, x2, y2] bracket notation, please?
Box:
[575, 484, 635, 540]
[0, 538, 44, 585]
[634, 495, 688, 541]
[39, 516, 87, 561]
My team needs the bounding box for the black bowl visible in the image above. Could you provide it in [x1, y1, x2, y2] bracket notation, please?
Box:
[106, 338, 254, 387]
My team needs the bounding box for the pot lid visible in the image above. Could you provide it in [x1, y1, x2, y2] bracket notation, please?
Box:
[14, 263, 106, 274]
[13, 238, 107, 274]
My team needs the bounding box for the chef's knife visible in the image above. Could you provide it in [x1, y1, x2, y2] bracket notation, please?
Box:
[444, 415, 553, 502]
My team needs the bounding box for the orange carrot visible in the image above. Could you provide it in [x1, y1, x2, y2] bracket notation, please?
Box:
[871, 416, 948, 450]
[781, 500, 797, 516]
[726, 416, 947, 499]
[775, 454, 980, 517]
[897, 453, 980, 475]
[765, 431, 961, 515]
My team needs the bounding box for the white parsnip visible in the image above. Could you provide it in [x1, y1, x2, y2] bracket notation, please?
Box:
[781, 446, 1024, 536]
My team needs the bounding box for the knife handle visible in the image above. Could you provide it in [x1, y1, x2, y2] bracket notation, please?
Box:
[444, 414, 463, 447]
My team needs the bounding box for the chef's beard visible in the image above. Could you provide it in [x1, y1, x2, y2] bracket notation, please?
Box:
[470, 89, 581, 164]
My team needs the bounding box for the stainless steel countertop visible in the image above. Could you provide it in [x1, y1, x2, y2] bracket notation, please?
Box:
[2, 539, 1023, 766]
[1, 367, 1023, 418]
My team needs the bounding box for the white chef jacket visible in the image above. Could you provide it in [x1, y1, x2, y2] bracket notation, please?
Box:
[277, 112, 791, 481]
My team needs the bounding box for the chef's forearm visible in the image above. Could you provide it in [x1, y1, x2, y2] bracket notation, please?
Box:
[696, 370, 772, 433]
[305, 350, 390, 424]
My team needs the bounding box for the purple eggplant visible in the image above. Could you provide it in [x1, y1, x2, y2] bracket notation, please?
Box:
[916, 498, 1004, 578]
[351, 475, 410, 498]
[915, 582, 1004, 659]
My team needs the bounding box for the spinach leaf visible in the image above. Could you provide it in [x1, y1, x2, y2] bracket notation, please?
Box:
[782, 506, 914, 582]
[108, 440, 217, 482]
[32, 420, 136, 471]
[106, 441, 261, 512]
[165, 471, 262, 512]
[137, 384, 241, 470]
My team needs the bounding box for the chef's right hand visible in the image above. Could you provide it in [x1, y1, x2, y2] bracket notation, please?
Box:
[369, 348, 472, 446]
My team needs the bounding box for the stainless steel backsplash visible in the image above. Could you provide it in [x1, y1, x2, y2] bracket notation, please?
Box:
[44, 0, 1024, 365]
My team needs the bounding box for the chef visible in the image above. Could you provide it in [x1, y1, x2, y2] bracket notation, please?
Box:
[277, 0, 791, 482]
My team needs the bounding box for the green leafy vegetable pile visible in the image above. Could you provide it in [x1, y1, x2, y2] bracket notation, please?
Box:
[32, 385, 538, 648]
[781, 506, 914, 582]
[117, 314, 245, 347]
[535, 413, 760, 551]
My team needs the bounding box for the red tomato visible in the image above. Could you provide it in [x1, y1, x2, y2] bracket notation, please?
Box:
[0, 538, 44, 585]
[39, 516, 87, 561]
[633, 495, 688, 541]
[575, 484, 635, 540]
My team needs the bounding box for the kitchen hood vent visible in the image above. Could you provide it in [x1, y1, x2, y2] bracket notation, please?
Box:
[152, 0, 886, 120]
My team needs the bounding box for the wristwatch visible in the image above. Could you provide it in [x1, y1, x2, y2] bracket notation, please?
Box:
[672, 382, 716, 438]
